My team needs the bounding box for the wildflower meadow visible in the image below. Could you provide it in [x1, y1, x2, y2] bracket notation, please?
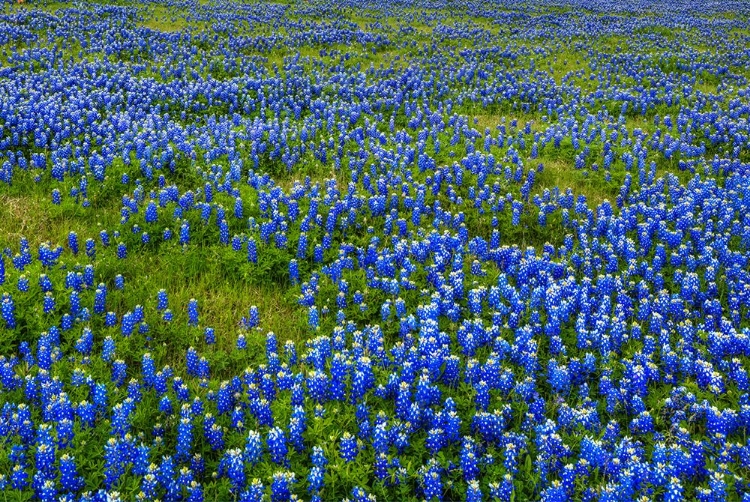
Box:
[1, 0, 750, 500]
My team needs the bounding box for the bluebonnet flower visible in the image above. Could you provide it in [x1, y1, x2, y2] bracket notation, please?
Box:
[267, 427, 288, 466]
[244, 306, 259, 328]
[204, 327, 215, 345]
[311, 445, 327, 467]
[217, 381, 234, 415]
[289, 259, 299, 285]
[270, 471, 295, 502]
[307, 370, 329, 403]
[38, 273, 52, 292]
[68, 232, 79, 255]
[175, 417, 193, 461]
[340, 432, 358, 462]
[420, 460, 443, 501]
[141, 469, 158, 499]
[466, 480, 483, 502]
[240, 479, 265, 502]
[35, 440, 55, 478]
[188, 299, 199, 326]
[16, 274, 28, 292]
[461, 436, 480, 480]
[111, 360, 127, 387]
[203, 415, 224, 451]
[220, 448, 245, 492]
[289, 406, 306, 453]
[245, 430, 263, 465]
[180, 221, 191, 245]
[94, 286, 107, 314]
[307, 464, 325, 495]
[2, 293, 16, 329]
[247, 239, 258, 264]
[219, 219, 229, 245]
[284, 341, 297, 365]
[426, 428, 445, 456]
[159, 395, 173, 415]
[11, 464, 28, 490]
[102, 337, 116, 362]
[105, 312, 117, 327]
[43, 293, 55, 315]
[60, 454, 84, 492]
[99, 230, 110, 247]
[308, 306, 319, 330]
[145, 201, 158, 223]
[103, 437, 124, 489]
[188, 481, 204, 502]
[664, 477, 684, 502]
[34, 477, 57, 502]
[121, 312, 136, 336]
[237, 333, 247, 350]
